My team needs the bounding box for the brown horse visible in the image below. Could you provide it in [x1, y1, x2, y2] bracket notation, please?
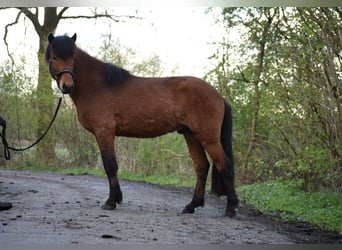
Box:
[45, 33, 238, 217]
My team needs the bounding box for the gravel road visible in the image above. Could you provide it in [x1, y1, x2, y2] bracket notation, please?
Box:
[0, 170, 340, 244]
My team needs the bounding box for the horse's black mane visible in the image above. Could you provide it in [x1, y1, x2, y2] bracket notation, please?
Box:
[45, 34, 132, 85]
[103, 63, 131, 85]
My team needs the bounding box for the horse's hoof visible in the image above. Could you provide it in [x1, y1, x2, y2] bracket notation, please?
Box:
[101, 203, 116, 210]
[182, 207, 195, 214]
[225, 207, 237, 217]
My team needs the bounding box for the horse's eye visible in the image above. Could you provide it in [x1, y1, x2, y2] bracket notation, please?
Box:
[52, 56, 57, 60]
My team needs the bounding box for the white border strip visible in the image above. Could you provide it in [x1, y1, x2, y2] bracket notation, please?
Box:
[0, 0, 341, 7]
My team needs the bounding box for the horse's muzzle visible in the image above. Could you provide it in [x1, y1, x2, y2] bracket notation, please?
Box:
[60, 82, 74, 94]
[51, 68, 76, 94]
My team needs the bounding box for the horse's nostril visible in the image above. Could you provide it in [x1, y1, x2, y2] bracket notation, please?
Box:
[62, 84, 72, 94]
[62, 85, 68, 93]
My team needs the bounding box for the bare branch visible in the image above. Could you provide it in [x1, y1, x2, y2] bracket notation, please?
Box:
[4, 10, 22, 66]
[17, 7, 42, 32]
[60, 11, 140, 23]
[57, 7, 69, 20]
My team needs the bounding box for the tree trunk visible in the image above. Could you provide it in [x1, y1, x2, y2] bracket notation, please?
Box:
[35, 32, 56, 164]
[241, 9, 275, 182]
[27, 8, 59, 165]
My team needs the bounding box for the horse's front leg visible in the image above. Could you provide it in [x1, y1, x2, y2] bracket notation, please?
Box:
[95, 131, 122, 210]
[100, 151, 123, 210]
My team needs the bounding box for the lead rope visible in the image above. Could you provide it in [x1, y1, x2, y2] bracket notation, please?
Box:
[0, 97, 63, 160]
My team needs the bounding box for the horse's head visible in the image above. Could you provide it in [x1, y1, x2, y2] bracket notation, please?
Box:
[46, 33, 77, 94]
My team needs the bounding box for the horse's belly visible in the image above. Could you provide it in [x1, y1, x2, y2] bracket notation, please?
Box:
[115, 116, 176, 138]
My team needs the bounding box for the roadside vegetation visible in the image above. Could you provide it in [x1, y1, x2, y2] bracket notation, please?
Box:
[238, 180, 342, 232]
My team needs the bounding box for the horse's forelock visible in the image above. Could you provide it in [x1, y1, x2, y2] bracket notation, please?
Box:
[45, 35, 76, 62]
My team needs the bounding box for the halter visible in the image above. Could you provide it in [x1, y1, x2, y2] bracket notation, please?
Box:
[48, 59, 76, 89]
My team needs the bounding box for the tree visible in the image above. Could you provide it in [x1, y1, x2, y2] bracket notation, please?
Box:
[239, 8, 279, 182]
[206, 7, 341, 190]
[1, 7, 136, 165]
[208, 7, 280, 182]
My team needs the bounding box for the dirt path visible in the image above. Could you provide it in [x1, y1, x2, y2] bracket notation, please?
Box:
[0, 170, 340, 244]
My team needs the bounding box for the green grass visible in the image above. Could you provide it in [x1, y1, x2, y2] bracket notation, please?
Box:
[1, 165, 106, 177]
[237, 180, 342, 232]
[0, 165, 196, 188]
[118, 169, 196, 187]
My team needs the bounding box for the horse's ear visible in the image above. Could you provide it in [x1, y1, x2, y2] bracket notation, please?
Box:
[48, 33, 54, 43]
[71, 33, 77, 42]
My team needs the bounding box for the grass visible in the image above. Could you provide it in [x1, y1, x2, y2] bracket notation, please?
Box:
[1, 165, 106, 177]
[237, 180, 342, 232]
[118, 169, 196, 187]
[0, 165, 196, 187]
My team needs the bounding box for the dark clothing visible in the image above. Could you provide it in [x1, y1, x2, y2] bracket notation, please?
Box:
[0, 117, 11, 210]
[0, 201, 12, 211]
[0, 116, 5, 127]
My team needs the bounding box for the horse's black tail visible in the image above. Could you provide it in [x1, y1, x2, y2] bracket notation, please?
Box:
[211, 99, 234, 196]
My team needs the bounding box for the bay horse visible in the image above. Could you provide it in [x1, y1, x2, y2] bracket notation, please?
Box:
[45, 33, 238, 217]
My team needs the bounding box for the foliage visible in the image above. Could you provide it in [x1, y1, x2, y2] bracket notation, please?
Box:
[100, 34, 163, 77]
[206, 7, 342, 191]
[133, 134, 192, 175]
[0, 63, 39, 166]
[53, 104, 100, 168]
[238, 180, 342, 232]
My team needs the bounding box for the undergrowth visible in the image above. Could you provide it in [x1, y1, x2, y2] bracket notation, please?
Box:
[237, 180, 342, 232]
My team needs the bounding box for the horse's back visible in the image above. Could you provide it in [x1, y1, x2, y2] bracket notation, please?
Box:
[123, 75, 225, 137]
[129, 75, 222, 105]
[167, 76, 225, 138]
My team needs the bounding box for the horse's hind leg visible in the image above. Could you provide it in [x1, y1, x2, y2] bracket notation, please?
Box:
[95, 131, 122, 210]
[182, 133, 210, 214]
[204, 141, 238, 217]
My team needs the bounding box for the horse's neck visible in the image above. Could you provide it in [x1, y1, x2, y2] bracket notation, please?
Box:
[75, 49, 102, 69]
[71, 49, 103, 102]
